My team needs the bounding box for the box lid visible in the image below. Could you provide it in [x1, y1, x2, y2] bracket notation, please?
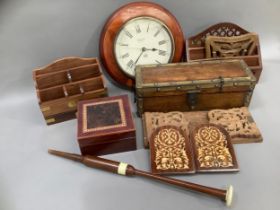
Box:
[136, 59, 256, 95]
[77, 95, 135, 146]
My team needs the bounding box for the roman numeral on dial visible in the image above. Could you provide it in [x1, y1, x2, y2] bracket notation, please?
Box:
[154, 27, 162, 37]
[127, 60, 134, 68]
[121, 53, 129, 59]
[158, 50, 167, 56]
[135, 25, 141, 33]
[158, 40, 167, 45]
[124, 29, 133, 39]
[119, 43, 129, 46]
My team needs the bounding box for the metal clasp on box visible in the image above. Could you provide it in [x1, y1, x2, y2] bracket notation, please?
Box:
[218, 76, 224, 92]
[187, 89, 201, 110]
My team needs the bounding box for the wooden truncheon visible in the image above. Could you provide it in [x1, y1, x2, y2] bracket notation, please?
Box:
[135, 59, 256, 116]
[33, 57, 108, 125]
[186, 22, 262, 82]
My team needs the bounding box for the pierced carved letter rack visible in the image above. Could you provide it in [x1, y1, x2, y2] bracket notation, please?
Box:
[205, 33, 258, 58]
[186, 22, 262, 81]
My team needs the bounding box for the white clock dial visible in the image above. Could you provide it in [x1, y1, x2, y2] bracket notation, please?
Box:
[114, 17, 175, 78]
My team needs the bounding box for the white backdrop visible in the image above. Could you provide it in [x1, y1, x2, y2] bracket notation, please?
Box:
[0, 1, 280, 210]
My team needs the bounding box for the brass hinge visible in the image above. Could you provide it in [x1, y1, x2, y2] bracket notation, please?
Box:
[46, 118, 55, 124]
[67, 101, 77, 108]
[41, 106, 50, 112]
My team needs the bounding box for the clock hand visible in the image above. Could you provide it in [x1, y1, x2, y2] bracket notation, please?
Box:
[145, 48, 170, 55]
[124, 47, 145, 50]
[151, 48, 161, 51]
[134, 47, 146, 66]
[128, 47, 160, 51]
[144, 48, 160, 51]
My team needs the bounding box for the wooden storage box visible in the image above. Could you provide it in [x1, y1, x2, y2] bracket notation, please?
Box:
[186, 22, 262, 82]
[77, 95, 136, 156]
[33, 57, 108, 125]
[135, 59, 256, 116]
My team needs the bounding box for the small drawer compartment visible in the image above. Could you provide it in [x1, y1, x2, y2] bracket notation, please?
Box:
[39, 86, 65, 102]
[36, 71, 69, 89]
[81, 77, 105, 92]
[65, 84, 81, 96]
[70, 64, 101, 82]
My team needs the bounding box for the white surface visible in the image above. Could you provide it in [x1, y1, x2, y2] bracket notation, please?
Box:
[0, 1, 280, 210]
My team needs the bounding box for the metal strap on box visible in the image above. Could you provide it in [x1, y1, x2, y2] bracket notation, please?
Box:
[135, 59, 256, 98]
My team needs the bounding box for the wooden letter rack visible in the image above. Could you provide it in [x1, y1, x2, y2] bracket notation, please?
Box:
[33, 57, 107, 125]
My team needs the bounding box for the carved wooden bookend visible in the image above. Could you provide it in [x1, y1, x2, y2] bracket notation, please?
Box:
[186, 22, 262, 82]
[150, 126, 195, 174]
[208, 107, 262, 143]
[33, 57, 107, 125]
[205, 33, 258, 58]
[143, 112, 190, 147]
[142, 111, 208, 148]
[191, 124, 239, 172]
[142, 109, 262, 147]
[77, 95, 136, 156]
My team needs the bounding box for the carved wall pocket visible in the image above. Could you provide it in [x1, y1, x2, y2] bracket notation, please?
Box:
[150, 126, 195, 174]
[205, 33, 258, 58]
[208, 107, 262, 143]
[190, 124, 239, 172]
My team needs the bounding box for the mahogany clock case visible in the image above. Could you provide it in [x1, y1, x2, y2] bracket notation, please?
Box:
[33, 57, 108, 125]
[77, 95, 136, 156]
[186, 22, 262, 82]
[100, 1, 185, 88]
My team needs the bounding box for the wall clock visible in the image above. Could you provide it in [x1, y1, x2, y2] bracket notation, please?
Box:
[100, 2, 184, 88]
